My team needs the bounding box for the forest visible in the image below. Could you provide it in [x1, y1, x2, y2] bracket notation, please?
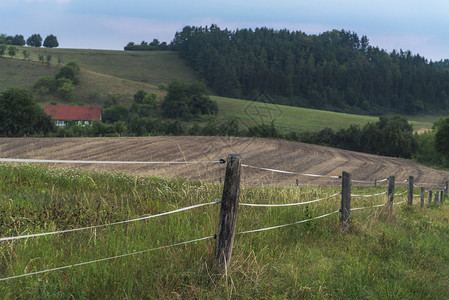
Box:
[169, 25, 449, 115]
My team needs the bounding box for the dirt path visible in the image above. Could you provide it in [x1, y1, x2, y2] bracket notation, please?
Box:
[0, 137, 447, 187]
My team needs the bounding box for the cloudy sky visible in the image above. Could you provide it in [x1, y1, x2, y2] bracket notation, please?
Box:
[1, 0, 448, 61]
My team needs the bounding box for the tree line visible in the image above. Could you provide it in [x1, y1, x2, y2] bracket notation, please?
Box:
[124, 39, 169, 51]
[0, 33, 59, 48]
[170, 25, 449, 115]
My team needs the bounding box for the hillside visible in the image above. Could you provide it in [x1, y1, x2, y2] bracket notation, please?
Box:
[0, 47, 438, 133]
[215, 96, 435, 133]
[0, 47, 197, 105]
[1, 136, 447, 186]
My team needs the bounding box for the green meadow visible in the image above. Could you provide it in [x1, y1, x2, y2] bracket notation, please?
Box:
[214, 96, 434, 133]
[1, 164, 449, 298]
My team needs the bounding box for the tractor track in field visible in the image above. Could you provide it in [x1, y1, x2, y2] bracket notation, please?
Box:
[0, 136, 448, 187]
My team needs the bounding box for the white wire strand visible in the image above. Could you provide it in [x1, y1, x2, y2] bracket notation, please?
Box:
[350, 203, 385, 211]
[241, 164, 340, 179]
[414, 182, 444, 187]
[0, 158, 222, 164]
[239, 193, 340, 207]
[351, 191, 388, 198]
[236, 210, 340, 235]
[0, 202, 217, 242]
[394, 191, 408, 196]
[351, 179, 374, 184]
[0, 235, 214, 282]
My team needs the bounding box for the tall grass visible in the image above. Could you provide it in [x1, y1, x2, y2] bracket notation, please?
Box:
[1, 163, 448, 298]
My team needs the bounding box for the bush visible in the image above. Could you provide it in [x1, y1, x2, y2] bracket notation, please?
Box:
[34, 76, 58, 95]
[57, 78, 76, 100]
[161, 80, 218, 119]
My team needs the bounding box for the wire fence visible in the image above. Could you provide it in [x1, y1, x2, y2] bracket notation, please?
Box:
[0, 156, 447, 282]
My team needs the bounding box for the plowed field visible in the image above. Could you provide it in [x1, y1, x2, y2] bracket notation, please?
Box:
[1, 137, 448, 187]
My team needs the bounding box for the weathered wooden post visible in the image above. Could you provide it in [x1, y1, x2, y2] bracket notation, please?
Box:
[445, 181, 449, 197]
[440, 190, 444, 205]
[374, 179, 377, 187]
[214, 154, 242, 272]
[340, 171, 351, 233]
[296, 179, 299, 187]
[435, 191, 439, 205]
[420, 187, 425, 208]
[407, 176, 413, 206]
[428, 190, 433, 204]
[388, 176, 395, 215]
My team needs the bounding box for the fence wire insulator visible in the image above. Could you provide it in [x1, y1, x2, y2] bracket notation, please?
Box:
[219, 159, 226, 164]
[215, 198, 221, 204]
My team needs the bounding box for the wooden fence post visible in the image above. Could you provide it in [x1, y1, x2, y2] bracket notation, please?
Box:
[440, 190, 444, 205]
[407, 176, 413, 206]
[420, 187, 425, 208]
[428, 190, 433, 204]
[214, 154, 242, 272]
[296, 179, 299, 187]
[435, 191, 439, 205]
[445, 181, 448, 197]
[340, 171, 351, 233]
[388, 176, 395, 215]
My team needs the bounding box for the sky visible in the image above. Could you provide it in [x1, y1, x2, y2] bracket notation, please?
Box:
[1, 0, 448, 61]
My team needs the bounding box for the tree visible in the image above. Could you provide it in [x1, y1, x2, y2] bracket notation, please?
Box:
[133, 90, 147, 103]
[0, 44, 6, 57]
[57, 78, 76, 100]
[434, 117, 449, 162]
[56, 61, 81, 84]
[0, 34, 6, 44]
[22, 49, 30, 60]
[114, 121, 127, 135]
[0, 88, 54, 136]
[161, 79, 218, 119]
[43, 34, 59, 48]
[45, 54, 52, 65]
[34, 76, 58, 95]
[27, 34, 42, 47]
[12, 35, 25, 46]
[7, 46, 17, 58]
[102, 105, 129, 123]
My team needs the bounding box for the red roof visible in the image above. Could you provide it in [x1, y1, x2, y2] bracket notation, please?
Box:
[44, 105, 102, 121]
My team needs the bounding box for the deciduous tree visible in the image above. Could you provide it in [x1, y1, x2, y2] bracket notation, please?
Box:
[43, 34, 59, 48]
[0, 88, 54, 136]
[7, 46, 17, 58]
[27, 34, 42, 47]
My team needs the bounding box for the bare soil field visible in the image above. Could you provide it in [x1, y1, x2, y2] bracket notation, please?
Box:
[0, 136, 448, 187]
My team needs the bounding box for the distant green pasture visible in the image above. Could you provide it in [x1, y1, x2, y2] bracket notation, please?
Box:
[214, 96, 434, 133]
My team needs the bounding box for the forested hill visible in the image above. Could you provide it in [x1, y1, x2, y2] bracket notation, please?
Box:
[170, 25, 449, 115]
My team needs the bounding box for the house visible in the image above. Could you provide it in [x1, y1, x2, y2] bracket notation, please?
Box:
[44, 105, 102, 127]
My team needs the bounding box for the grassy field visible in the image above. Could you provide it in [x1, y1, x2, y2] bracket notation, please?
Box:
[1, 163, 449, 298]
[4, 47, 198, 85]
[214, 96, 435, 133]
[0, 47, 197, 106]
